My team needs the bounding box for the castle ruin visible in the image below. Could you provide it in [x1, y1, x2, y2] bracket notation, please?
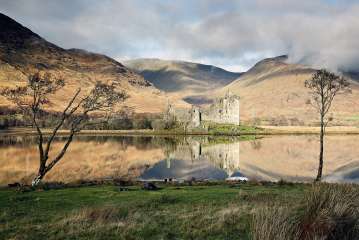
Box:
[202, 92, 240, 125]
[165, 92, 240, 127]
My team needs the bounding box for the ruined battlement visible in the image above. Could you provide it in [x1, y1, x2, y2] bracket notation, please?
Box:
[165, 92, 240, 126]
[202, 92, 240, 125]
[165, 104, 202, 127]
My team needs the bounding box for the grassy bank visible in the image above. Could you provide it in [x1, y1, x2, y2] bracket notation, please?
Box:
[2, 125, 359, 137]
[0, 124, 262, 137]
[1, 182, 358, 240]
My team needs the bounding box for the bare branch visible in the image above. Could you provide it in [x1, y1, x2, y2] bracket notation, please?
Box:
[43, 88, 81, 159]
[305, 69, 351, 182]
[44, 129, 76, 174]
[1, 72, 128, 186]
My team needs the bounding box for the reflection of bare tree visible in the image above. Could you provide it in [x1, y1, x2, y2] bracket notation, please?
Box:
[1, 73, 127, 186]
[0, 136, 166, 185]
[4, 135, 359, 184]
[250, 140, 262, 150]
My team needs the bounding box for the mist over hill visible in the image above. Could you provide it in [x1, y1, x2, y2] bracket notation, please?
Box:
[1, 12, 359, 126]
[137, 54, 358, 126]
[125, 54, 359, 126]
[211, 56, 359, 125]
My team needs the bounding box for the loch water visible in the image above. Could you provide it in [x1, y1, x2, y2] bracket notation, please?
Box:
[1, 135, 358, 185]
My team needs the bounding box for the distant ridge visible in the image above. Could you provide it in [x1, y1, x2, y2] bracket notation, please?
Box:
[189, 55, 359, 125]
[0, 13, 188, 113]
[124, 58, 242, 94]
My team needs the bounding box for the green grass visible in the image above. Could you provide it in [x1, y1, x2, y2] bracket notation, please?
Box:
[140, 120, 262, 136]
[206, 123, 261, 136]
[0, 182, 307, 240]
[203, 135, 258, 146]
[345, 114, 359, 121]
[149, 123, 262, 136]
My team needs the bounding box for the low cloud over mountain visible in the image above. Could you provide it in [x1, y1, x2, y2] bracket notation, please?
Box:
[2, 0, 359, 72]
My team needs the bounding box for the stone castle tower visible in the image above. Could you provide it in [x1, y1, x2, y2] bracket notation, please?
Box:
[164, 92, 240, 126]
[164, 102, 201, 127]
[202, 91, 240, 125]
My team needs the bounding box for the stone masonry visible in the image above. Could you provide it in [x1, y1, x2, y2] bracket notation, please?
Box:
[202, 92, 240, 125]
[165, 92, 240, 126]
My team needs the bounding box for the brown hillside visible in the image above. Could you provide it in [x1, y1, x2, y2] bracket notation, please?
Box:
[124, 58, 241, 104]
[200, 56, 359, 126]
[124, 58, 241, 93]
[0, 13, 187, 113]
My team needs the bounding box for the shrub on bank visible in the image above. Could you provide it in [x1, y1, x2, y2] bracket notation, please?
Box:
[150, 118, 177, 130]
[251, 183, 359, 240]
[150, 119, 166, 130]
[132, 117, 152, 129]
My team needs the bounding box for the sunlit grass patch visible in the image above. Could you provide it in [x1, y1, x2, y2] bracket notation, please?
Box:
[2, 182, 355, 239]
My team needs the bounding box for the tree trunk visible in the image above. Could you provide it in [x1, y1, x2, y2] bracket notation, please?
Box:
[31, 131, 75, 187]
[315, 115, 325, 182]
[32, 168, 46, 186]
[32, 157, 47, 186]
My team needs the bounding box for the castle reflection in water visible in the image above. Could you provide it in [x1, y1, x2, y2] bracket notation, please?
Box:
[140, 137, 249, 181]
[1, 135, 359, 185]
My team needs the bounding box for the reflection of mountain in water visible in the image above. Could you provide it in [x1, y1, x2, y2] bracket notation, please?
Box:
[140, 138, 245, 181]
[325, 162, 359, 183]
[237, 135, 359, 183]
[140, 159, 228, 180]
[140, 135, 359, 183]
[1, 135, 359, 184]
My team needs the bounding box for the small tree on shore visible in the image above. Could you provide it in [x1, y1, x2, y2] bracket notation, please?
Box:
[1, 72, 127, 186]
[305, 69, 350, 182]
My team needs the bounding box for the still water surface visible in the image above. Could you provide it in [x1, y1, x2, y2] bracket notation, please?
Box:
[0, 135, 358, 185]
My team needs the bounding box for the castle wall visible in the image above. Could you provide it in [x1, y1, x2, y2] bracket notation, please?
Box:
[165, 93, 240, 126]
[202, 94, 240, 125]
[165, 105, 201, 127]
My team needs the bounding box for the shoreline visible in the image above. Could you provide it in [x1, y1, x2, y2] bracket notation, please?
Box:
[0, 179, 302, 189]
[1, 126, 359, 136]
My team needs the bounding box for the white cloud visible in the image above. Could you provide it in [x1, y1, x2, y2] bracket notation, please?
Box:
[1, 0, 359, 71]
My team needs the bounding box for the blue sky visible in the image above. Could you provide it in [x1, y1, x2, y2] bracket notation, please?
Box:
[1, 0, 359, 72]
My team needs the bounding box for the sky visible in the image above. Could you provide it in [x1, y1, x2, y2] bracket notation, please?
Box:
[1, 0, 359, 72]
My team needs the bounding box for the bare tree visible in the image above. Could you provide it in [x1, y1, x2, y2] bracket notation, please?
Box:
[1, 72, 127, 186]
[305, 69, 350, 182]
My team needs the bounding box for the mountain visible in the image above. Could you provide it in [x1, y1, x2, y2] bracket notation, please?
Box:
[2, 12, 358, 125]
[342, 71, 359, 82]
[0, 13, 187, 113]
[197, 55, 359, 125]
[124, 58, 241, 103]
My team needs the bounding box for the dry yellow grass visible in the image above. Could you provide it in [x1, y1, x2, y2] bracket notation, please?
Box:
[260, 125, 359, 134]
[0, 14, 189, 114]
[221, 73, 359, 125]
[194, 58, 359, 126]
[0, 65, 189, 114]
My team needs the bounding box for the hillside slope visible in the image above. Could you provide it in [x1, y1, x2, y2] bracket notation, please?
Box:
[0, 13, 187, 113]
[205, 56, 359, 125]
[124, 58, 241, 103]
